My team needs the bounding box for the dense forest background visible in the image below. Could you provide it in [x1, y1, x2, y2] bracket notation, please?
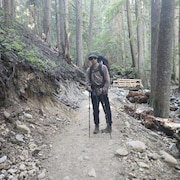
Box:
[0, 0, 180, 118]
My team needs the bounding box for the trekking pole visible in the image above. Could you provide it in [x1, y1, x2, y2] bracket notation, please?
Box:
[88, 91, 91, 138]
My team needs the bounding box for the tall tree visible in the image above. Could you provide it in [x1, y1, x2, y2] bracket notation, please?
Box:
[3, 0, 14, 27]
[150, 0, 161, 106]
[172, 4, 179, 82]
[119, 5, 126, 67]
[76, 0, 83, 67]
[126, 0, 138, 68]
[58, 0, 64, 54]
[55, 0, 60, 50]
[43, 0, 51, 44]
[178, 1, 180, 92]
[154, 0, 175, 118]
[58, 0, 70, 62]
[87, 0, 94, 53]
[64, 0, 70, 60]
[27, 1, 39, 33]
[136, 0, 146, 86]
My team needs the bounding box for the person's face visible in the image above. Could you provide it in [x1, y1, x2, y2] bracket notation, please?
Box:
[88, 57, 98, 65]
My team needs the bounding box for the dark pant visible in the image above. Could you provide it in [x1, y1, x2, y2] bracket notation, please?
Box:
[91, 93, 112, 126]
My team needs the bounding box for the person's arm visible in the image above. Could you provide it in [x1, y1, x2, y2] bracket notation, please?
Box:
[86, 68, 91, 91]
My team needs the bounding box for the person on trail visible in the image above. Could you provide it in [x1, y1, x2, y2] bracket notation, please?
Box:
[86, 51, 112, 134]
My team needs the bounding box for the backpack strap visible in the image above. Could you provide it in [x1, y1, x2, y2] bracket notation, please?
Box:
[98, 64, 105, 87]
[89, 65, 93, 83]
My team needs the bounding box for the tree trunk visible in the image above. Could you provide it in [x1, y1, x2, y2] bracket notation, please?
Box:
[55, 0, 60, 50]
[136, 0, 146, 87]
[126, 0, 137, 68]
[33, 5, 39, 34]
[172, 6, 179, 82]
[154, 0, 175, 118]
[58, 0, 63, 54]
[43, 0, 51, 45]
[76, 0, 83, 67]
[178, 1, 180, 92]
[87, 0, 94, 53]
[28, 2, 38, 33]
[3, 0, 14, 27]
[9, 0, 14, 17]
[64, 0, 70, 61]
[119, 6, 126, 67]
[58, 0, 70, 62]
[150, 0, 161, 106]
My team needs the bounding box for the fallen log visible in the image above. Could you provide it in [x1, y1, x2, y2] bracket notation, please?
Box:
[124, 105, 180, 151]
[126, 90, 150, 104]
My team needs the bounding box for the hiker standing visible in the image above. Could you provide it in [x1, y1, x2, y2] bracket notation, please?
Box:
[86, 51, 112, 134]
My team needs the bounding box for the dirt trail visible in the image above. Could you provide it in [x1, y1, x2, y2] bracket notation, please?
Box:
[43, 89, 180, 180]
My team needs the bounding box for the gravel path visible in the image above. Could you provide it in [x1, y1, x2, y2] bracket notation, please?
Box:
[43, 89, 180, 180]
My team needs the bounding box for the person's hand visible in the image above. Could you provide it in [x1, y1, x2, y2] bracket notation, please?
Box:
[86, 86, 92, 92]
[98, 88, 103, 95]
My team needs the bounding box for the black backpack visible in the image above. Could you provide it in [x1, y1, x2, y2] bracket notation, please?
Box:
[98, 55, 110, 72]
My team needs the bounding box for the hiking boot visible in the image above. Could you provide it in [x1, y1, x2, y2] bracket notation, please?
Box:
[93, 125, 99, 134]
[101, 124, 112, 133]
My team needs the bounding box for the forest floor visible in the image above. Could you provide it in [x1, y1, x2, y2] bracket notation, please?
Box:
[41, 87, 180, 180]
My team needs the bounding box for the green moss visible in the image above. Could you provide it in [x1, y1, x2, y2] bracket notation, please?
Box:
[110, 64, 138, 78]
[0, 24, 59, 69]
